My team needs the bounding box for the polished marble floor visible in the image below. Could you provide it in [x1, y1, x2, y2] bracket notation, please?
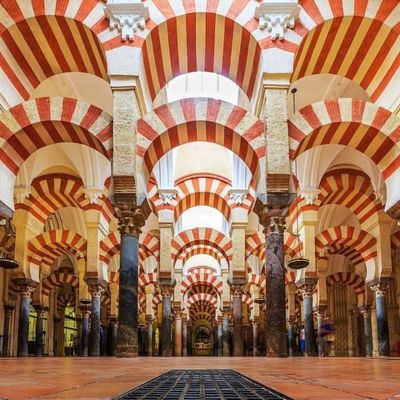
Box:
[0, 357, 399, 400]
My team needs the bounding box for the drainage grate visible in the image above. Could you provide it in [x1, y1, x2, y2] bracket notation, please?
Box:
[113, 369, 293, 400]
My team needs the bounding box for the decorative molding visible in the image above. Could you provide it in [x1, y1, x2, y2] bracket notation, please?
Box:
[13, 186, 31, 204]
[299, 188, 320, 205]
[255, 0, 300, 41]
[104, 0, 149, 42]
[229, 189, 248, 205]
[374, 188, 386, 206]
[157, 189, 178, 205]
[83, 187, 104, 204]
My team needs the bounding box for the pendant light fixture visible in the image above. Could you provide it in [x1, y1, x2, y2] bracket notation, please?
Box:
[0, 218, 19, 270]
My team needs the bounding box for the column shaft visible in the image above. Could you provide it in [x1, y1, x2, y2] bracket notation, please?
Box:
[362, 308, 373, 357]
[288, 320, 295, 357]
[376, 293, 390, 356]
[34, 308, 46, 356]
[182, 318, 188, 357]
[303, 294, 316, 356]
[81, 311, 90, 357]
[89, 290, 102, 356]
[107, 317, 118, 356]
[217, 320, 223, 356]
[2, 305, 14, 357]
[232, 286, 243, 356]
[174, 313, 182, 357]
[222, 312, 230, 356]
[16, 282, 35, 357]
[161, 289, 172, 357]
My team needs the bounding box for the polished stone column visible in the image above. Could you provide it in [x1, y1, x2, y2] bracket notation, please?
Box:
[182, 315, 188, 357]
[287, 317, 296, 357]
[14, 279, 36, 357]
[243, 323, 249, 356]
[161, 285, 173, 356]
[115, 207, 145, 357]
[359, 305, 373, 357]
[222, 309, 230, 356]
[316, 306, 327, 357]
[260, 207, 287, 357]
[231, 285, 244, 356]
[370, 280, 390, 356]
[145, 316, 153, 356]
[80, 306, 90, 357]
[88, 283, 104, 357]
[252, 318, 260, 356]
[174, 310, 182, 357]
[2, 305, 14, 357]
[300, 279, 317, 356]
[187, 321, 192, 356]
[217, 316, 223, 356]
[107, 316, 118, 356]
[34, 306, 47, 357]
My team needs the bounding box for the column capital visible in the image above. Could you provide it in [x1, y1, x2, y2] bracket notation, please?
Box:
[230, 284, 244, 297]
[160, 283, 175, 298]
[115, 204, 146, 236]
[358, 305, 371, 317]
[256, 203, 288, 235]
[33, 305, 48, 317]
[368, 277, 392, 297]
[85, 278, 107, 297]
[297, 277, 318, 297]
[316, 305, 327, 319]
[12, 278, 37, 298]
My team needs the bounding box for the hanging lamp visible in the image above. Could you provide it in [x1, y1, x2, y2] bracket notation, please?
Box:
[0, 218, 19, 270]
[287, 88, 309, 270]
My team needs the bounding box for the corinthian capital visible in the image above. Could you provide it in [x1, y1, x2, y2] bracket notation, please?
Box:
[258, 205, 287, 235]
[115, 205, 146, 235]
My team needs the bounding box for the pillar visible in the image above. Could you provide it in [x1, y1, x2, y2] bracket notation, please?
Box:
[143, 315, 152, 356]
[80, 305, 90, 357]
[182, 315, 188, 357]
[34, 306, 47, 357]
[287, 316, 296, 357]
[161, 285, 173, 356]
[360, 305, 373, 357]
[300, 279, 317, 357]
[217, 316, 223, 356]
[187, 321, 192, 356]
[222, 309, 230, 356]
[87, 283, 104, 357]
[259, 206, 287, 357]
[107, 315, 118, 356]
[115, 208, 145, 357]
[14, 279, 36, 357]
[231, 285, 244, 356]
[370, 280, 390, 356]
[316, 305, 327, 357]
[252, 318, 260, 357]
[2, 305, 14, 357]
[174, 310, 182, 357]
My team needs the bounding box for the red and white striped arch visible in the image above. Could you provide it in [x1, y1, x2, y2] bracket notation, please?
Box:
[293, 0, 400, 105]
[16, 174, 114, 225]
[245, 232, 264, 259]
[57, 291, 76, 310]
[109, 271, 119, 284]
[180, 245, 227, 267]
[181, 271, 223, 296]
[391, 231, 400, 253]
[99, 231, 120, 265]
[172, 227, 232, 265]
[0, 0, 123, 104]
[42, 269, 79, 296]
[141, 3, 263, 101]
[187, 293, 218, 309]
[289, 99, 400, 182]
[137, 98, 265, 185]
[284, 231, 304, 259]
[152, 293, 162, 312]
[138, 272, 158, 288]
[326, 272, 365, 295]
[28, 229, 87, 267]
[0, 97, 112, 177]
[247, 273, 266, 290]
[315, 226, 377, 266]
[318, 169, 383, 225]
[139, 232, 160, 263]
[242, 293, 253, 309]
[186, 266, 218, 276]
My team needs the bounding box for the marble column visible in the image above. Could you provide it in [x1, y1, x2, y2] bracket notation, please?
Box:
[182, 315, 188, 357]
[252, 318, 260, 357]
[161, 285, 173, 357]
[15, 279, 36, 357]
[352, 307, 363, 357]
[187, 321, 192, 356]
[2, 305, 14, 357]
[260, 207, 287, 357]
[80, 306, 90, 357]
[174, 310, 182, 357]
[301, 279, 317, 357]
[34, 306, 47, 357]
[316, 306, 327, 357]
[115, 207, 145, 357]
[287, 317, 296, 357]
[87, 283, 104, 357]
[370, 280, 390, 356]
[231, 285, 244, 356]
[222, 309, 230, 356]
[243, 324, 249, 356]
[107, 315, 118, 356]
[217, 316, 223, 356]
[359, 305, 373, 357]
[145, 316, 153, 356]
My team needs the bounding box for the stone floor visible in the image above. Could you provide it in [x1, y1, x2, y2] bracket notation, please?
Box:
[0, 357, 399, 400]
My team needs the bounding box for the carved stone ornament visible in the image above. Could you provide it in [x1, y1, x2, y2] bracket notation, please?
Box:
[231, 284, 244, 298]
[13, 186, 30, 204]
[12, 278, 38, 298]
[115, 205, 146, 235]
[299, 188, 320, 205]
[297, 278, 318, 297]
[229, 189, 248, 205]
[369, 278, 391, 297]
[104, 0, 149, 42]
[255, 0, 300, 41]
[158, 189, 178, 205]
[259, 205, 287, 235]
[83, 187, 104, 204]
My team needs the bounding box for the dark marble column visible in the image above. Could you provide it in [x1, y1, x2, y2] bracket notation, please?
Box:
[252, 318, 259, 356]
[107, 315, 118, 356]
[231, 285, 244, 356]
[2, 305, 14, 357]
[80, 305, 90, 357]
[34, 306, 47, 357]
[217, 316, 223, 356]
[187, 321, 192, 356]
[160, 285, 173, 356]
[300, 279, 317, 357]
[316, 306, 327, 357]
[360, 305, 373, 357]
[260, 207, 287, 357]
[174, 310, 182, 357]
[370, 280, 390, 356]
[145, 316, 153, 356]
[115, 207, 145, 358]
[243, 324, 249, 356]
[222, 309, 230, 356]
[182, 315, 188, 357]
[288, 316, 296, 357]
[14, 279, 37, 357]
[87, 283, 104, 357]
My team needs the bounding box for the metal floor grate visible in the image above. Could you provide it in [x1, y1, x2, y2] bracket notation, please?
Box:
[113, 369, 293, 400]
